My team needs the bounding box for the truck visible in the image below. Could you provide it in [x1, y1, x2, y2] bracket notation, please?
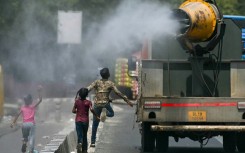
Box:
[135, 0, 245, 152]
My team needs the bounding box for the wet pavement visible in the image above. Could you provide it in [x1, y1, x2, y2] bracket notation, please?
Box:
[0, 98, 75, 153]
[0, 99, 239, 153]
[93, 103, 141, 153]
[91, 103, 238, 153]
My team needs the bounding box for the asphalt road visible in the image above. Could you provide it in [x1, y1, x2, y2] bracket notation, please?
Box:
[92, 103, 238, 153]
[92, 103, 139, 153]
[0, 121, 67, 153]
[0, 98, 75, 153]
[0, 100, 239, 153]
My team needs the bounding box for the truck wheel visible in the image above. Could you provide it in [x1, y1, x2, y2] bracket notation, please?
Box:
[156, 132, 169, 152]
[142, 122, 155, 152]
[223, 132, 236, 152]
[237, 132, 245, 152]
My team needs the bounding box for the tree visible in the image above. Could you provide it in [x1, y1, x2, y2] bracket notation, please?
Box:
[216, 0, 239, 15]
[0, 0, 244, 83]
[237, 0, 245, 15]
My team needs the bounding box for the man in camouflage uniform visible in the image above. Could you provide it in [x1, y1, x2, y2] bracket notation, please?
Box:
[87, 67, 133, 147]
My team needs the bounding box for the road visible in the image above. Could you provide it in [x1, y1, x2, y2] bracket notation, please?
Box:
[0, 100, 238, 153]
[90, 103, 139, 153]
[0, 98, 75, 153]
[92, 103, 238, 153]
[0, 121, 68, 153]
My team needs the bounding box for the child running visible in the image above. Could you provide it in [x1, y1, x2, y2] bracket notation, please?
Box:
[10, 86, 42, 153]
[72, 87, 100, 153]
[86, 67, 133, 147]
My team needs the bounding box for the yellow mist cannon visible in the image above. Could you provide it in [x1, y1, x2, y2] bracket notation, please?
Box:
[174, 0, 225, 56]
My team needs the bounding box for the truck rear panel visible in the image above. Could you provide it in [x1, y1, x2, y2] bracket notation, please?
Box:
[141, 97, 245, 122]
[137, 60, 245, 123]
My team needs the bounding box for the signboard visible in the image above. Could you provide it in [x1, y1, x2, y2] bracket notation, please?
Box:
[57, 11, 82, 44]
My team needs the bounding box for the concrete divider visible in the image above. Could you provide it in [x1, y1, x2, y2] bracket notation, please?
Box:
[54, 131, 77, 153]
[39, 98, 78, 153]
[39, 98, 126, 153]
[40, 130, 77, 153]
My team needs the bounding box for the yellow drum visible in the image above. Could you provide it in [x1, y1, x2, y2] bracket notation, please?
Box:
[178, 0, 221, 42]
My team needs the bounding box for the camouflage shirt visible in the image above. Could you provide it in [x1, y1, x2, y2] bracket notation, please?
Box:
[87, 79, 129, 106]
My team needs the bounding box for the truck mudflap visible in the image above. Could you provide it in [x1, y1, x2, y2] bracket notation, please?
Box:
[151, 125, 245, 132]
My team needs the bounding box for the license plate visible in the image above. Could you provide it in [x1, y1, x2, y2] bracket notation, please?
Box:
[188, 111, 206, 122]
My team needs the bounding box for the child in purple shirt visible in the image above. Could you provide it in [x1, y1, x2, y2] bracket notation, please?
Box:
[72, 88, 100, 153]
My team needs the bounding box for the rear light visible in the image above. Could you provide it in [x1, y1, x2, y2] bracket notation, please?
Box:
[144, 101, 161, 109]
[238, 102, 245, 109]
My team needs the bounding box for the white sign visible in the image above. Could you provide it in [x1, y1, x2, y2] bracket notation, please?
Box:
[57, 11, 82, 44]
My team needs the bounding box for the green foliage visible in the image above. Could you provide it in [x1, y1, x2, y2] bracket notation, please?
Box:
[161, 0, 242, 15]
[164, 0, 184, 7]
[237, 0, 245, 15]
[0, 0, 21, 34]
[0, 0, 243, 38]
[0, 0, 244, 32]
[216, 0, 239, 15]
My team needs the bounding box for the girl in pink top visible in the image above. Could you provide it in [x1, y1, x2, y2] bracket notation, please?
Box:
[11, 87, 42, 153]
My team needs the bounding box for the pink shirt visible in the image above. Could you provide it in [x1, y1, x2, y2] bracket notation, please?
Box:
[74, 99, 92, 122]
[20, 104, 36, 124]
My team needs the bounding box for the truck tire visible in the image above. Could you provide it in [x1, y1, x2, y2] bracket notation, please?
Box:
[142, 122, 155, 152]
[156, 132, 169, 152]
[223, 132, 236, 152]
[237, 132, 245, 152]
